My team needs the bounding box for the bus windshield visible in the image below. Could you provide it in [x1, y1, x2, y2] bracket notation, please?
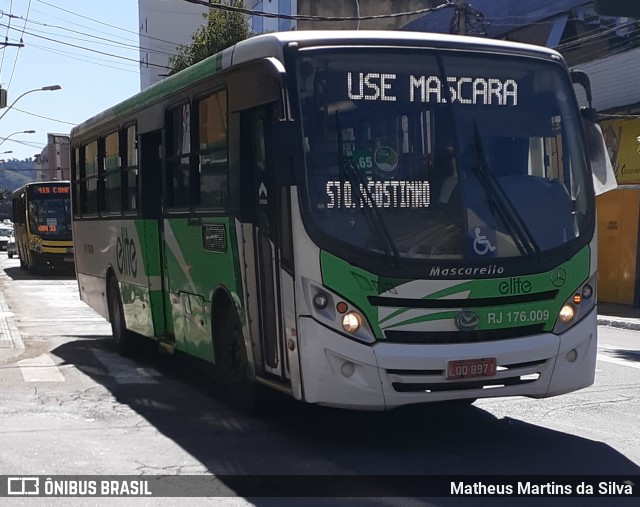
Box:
[28, 197, 72, 240]
[297, 48, 592, 267]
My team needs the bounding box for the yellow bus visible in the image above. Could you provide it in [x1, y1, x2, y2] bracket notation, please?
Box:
[11, 181, 74, 272]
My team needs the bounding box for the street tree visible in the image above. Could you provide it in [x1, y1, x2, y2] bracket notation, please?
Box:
[169, 0, 252, 74]
[0, 187, 12, 219]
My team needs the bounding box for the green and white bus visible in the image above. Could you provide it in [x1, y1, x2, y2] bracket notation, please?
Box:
[70, 31, 612, 410]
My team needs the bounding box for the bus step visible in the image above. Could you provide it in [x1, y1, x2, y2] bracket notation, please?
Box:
[157, 341, 175, 355]
[256, 376, 293, 396]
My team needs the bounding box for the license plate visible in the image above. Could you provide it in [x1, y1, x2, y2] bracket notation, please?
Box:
[447, 358, 497, 379]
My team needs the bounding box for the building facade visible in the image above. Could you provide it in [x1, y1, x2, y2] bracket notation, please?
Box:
[139, 0, 441, 89]
[35, 134, 70, 182]
[247, 0, 437, 32]
[138, 0, 209, 89]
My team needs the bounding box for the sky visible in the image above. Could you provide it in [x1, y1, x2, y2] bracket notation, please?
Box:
[0, 0, 148, 162]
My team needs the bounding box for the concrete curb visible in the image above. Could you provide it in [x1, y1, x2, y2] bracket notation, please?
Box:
[0, 285, 24, 362]
[597, 317, 640, 332]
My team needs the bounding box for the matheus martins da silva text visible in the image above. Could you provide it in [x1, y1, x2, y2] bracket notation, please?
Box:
[451, 480, 635, 496]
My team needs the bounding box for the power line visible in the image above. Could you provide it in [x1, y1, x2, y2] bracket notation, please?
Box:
[11, 106, 76, 126]
[5, 14, 179, 59]
[29, 42, 140, 74]
[6, 0, 32, 91]
[0, 22, 172, 70]
[0, 0, 14, 80]
[35, 0, 187, 48]
[182, 0, 452, 22]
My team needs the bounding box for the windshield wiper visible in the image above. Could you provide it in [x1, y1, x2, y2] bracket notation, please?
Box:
[335, 113, 401, 267]
[471, 121, 540, 257]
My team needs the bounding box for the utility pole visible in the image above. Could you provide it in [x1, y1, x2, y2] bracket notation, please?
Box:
[448, 0, 486, 36]
[455, 0, 469, 35]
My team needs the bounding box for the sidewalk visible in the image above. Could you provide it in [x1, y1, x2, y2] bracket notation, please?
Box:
[0, 286, 24, 362]
[596, 302, 640, 331]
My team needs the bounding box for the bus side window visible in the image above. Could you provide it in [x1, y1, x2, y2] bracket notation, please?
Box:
[72, 146, 83, 217]
[103, 131, 121, 214]
[197, 90, 228, 209]
[83, 141, 99, 215]
[123, 124, 138, 212]
[166, 103, 191, 209]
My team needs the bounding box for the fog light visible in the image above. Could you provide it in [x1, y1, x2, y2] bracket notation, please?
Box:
[341, 362, 355, 377]
[566, 349, 578, 362]
[582, 284, 593, 299]
[313, 293, 328, 309]
[342, 312, 361, 333]
[559, 304, 575, 323]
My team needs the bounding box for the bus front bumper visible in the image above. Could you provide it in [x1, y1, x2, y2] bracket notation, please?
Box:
[297, 310, 597, 410]
[30, 250, 75, 270]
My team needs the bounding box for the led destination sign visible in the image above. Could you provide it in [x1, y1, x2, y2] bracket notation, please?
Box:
[35, 185, 69, 195]
[28, 185, 70, 199]
[347, 72, 518, 106]
[325, 180, 430, 209]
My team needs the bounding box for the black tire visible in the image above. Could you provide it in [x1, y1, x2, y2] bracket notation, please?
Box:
[214, 302, 260, 413]
[107, 276, 131, 356]
[8, 252, 13, 259]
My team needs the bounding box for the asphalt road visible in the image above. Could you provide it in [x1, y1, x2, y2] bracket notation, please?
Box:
[0, 254, 638, 506]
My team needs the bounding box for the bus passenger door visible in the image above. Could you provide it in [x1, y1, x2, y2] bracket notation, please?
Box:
[139, 130, 172, 343]
[243, 108, 288, 380]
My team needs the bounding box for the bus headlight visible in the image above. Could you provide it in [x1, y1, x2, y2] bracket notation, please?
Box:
[342, 311, 362, 334]
[302, 277, 375, 344]
[558, 304, 575, 323]
[553, 274, 596, 334]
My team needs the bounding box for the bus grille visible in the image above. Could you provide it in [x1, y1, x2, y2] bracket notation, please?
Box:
[383, 324, 545, 344]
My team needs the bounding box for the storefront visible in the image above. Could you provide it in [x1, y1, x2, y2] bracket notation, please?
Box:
[597, 117, 640, 305]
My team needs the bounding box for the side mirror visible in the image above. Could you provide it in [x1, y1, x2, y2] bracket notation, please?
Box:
[272, 119, 302, 187]
[581, 107, 617, 196]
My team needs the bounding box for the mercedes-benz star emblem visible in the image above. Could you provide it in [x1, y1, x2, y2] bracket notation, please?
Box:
[455, 311, 479, 331]
[551, 268, 567, 288]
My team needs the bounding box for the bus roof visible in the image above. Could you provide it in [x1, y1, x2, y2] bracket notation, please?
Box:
[71, 30, 561, 138]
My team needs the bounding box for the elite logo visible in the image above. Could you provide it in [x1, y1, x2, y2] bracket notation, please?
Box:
[498, 277, 532, 295]
[116, 227, 137, 278]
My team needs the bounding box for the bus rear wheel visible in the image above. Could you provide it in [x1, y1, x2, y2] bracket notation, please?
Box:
[107, 277, 132, 356]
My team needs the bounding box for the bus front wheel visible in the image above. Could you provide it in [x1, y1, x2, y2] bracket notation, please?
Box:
[107, 277, 131, 356]
[214, 302, 258, 413]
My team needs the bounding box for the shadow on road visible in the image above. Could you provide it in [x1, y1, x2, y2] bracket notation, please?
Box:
[3, 265, 76, 281]
[610, 349, 640, 363]
[52, 339, 640, 475]
[49, 337, 640, 503]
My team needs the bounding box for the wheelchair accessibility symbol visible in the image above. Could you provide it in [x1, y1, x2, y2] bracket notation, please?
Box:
[473, 227, 496, 256]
